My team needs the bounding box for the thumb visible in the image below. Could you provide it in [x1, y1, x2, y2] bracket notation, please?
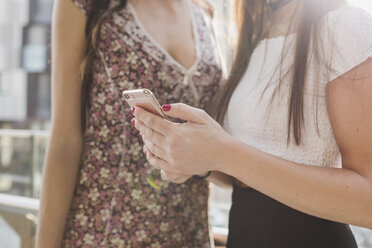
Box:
[161, 103, 209, 124]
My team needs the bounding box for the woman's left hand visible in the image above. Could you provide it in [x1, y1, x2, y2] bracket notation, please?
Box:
[133, 103, 233, 176]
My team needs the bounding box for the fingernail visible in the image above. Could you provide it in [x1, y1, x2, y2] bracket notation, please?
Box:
[131, 119, 135, 126]
[162, 104, 171, 112]
[131, 107, 135, 114]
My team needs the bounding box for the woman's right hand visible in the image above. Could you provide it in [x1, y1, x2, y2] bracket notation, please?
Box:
[133, 103, 234, 176]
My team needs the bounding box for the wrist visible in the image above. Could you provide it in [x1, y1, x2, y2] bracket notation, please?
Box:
[214, 134, 243, 175]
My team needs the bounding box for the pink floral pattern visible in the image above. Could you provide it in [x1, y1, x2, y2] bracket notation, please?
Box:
[62, 1, 222, 247]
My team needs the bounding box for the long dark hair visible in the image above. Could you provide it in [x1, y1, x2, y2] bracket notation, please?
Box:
[212, 0, 344, 145]
[80, 0, 128, 131]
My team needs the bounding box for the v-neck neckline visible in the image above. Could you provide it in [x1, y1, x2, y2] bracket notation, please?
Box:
[127, 1, 200, 73]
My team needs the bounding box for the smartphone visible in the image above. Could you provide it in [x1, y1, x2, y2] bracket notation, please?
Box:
[123, 89, 168, 119]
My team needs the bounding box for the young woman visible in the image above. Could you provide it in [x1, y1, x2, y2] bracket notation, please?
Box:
[133, 0, 372, 247]
[36, 0, 222, 247]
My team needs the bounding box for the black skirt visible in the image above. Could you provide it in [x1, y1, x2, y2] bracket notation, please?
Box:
[227, 185, 357, 248]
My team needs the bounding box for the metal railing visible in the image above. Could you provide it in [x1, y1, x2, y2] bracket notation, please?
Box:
[0, 129, 48, 248]
[0, 194, 39, 248]
[0, 193, 39, 216]
[0, 129, 49, 198]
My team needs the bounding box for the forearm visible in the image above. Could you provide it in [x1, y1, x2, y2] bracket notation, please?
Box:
[36, 137, 83, 247]
[218, 138, 372, 229]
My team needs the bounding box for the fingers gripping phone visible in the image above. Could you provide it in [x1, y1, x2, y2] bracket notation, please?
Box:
[123, 89, 168, 120]
[123, 89, 167, 190]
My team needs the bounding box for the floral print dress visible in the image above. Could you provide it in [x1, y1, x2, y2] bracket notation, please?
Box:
[62, 0, 222, 247]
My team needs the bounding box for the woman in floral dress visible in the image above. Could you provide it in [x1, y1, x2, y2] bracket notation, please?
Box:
[36, 0, 222, 247]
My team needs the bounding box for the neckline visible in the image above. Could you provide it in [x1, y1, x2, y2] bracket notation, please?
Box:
[127, 1, 200, 73]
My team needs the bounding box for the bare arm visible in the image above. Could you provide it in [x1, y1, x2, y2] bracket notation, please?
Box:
[133, 59, 372, 229]
[218, 59, 372, 228]
[36, 0, 87, 247]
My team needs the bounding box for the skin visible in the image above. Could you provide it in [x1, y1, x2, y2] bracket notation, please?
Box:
[132, 4, 372, 230]
[130, 0, 197, 69]
[36, 0, 86, 247]
[36, 0, 200, 246]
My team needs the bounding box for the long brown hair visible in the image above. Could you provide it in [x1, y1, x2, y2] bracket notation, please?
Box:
[212, 0, 344, 145]
[80, 0, 128, 131]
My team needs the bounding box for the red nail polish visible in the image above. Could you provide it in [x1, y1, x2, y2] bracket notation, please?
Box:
[131, 107, 135, 114]
[131, 119, 135, 126]
[162, 104, 171, 112]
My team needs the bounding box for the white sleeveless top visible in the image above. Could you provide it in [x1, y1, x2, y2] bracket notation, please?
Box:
[224, 6, 372, 168]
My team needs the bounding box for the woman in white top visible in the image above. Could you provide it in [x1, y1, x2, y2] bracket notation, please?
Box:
[132, 0, 372, 247]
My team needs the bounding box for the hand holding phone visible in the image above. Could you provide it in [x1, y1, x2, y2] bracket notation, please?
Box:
[123, 89, 168, 120]
[123, 89, 170, 189]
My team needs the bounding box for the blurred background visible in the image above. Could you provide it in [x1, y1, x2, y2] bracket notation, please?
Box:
[0, 0, 371, 247]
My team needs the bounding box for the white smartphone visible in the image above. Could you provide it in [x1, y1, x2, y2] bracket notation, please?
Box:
[122, 89, 168, 120]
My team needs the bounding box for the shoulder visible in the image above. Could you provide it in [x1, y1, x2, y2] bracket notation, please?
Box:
[326, 5, 372, 26]
[318, 6, 372, 82]
[321, 6, 372, 49]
